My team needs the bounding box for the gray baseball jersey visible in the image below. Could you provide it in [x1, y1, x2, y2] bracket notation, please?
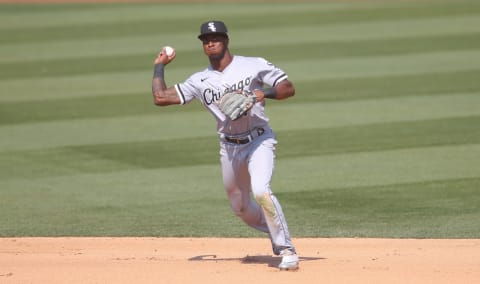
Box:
[174, 55, 288, 135]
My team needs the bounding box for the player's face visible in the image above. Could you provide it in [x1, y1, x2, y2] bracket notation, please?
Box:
[201, 34, 228, 60]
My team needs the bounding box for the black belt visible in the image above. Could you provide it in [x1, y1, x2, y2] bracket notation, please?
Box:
[223, 128, 265, 145]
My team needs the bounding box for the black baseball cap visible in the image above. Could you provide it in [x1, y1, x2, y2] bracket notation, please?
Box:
[198, 20, 229, 40]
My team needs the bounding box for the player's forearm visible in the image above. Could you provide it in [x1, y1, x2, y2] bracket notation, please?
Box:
[263, 81, 295, 100]
[152, 63, 169, 106]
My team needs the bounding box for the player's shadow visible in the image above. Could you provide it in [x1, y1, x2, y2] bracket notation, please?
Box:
[189, 254, 324, 268]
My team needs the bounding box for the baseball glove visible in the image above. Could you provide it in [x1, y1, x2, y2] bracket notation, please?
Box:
[217, 90, 256, 120]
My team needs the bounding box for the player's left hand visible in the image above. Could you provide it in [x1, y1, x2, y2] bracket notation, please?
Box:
[252, 89, 265, 103]
[217, 90, 256, 120]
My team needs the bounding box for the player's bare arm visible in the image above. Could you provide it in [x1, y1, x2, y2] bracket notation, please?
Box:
[254, 80, 295, 101]
[152, 49, 181, 106]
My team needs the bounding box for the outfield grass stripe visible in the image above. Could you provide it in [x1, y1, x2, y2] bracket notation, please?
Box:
[2, 146, 479, 236]
[1, 115, 477, 180]
[0, 6, 324, 44]
[2, 79, 479, 124]
[0, 70, 153, 103]
[295, 14, 480, 43]
[296, 69, 480, 103]
[269, 92, 480, 131]
[0, 91, 478, 151]
[1, 92, 478, 151]
[276, 116, 480, 158]
[2, 1, 479, 44]
[273, 143, 480, 192]
[0, 93, 162, 125]
[0, 161, 225, 203]
[251, 32, 480, 64]
[2, 176, 480, 237]
[2, 142, 479, 195]
[2, 14, 480, 64]
[0, 32, 196, 64]
[2, 66, 479, 106]
[282, 177, 480, 238]
[3, 32, 480, 81]
[2, 1, 476, 31]
[1, 50, 479, 103]
[0, 110, 214, 152]
[0, 136, 216, 180]
[0, 2, 348, 30]
[0, 162, 227, 236]
[2, 68, 479, 123]
[284, 50, 480, 81]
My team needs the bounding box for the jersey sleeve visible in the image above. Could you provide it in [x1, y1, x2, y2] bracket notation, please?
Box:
[257, 57, 289, 87]
[174, 75, 198, 105]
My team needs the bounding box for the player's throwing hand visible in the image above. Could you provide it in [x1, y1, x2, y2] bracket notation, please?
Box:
[154, 46, 176, 65]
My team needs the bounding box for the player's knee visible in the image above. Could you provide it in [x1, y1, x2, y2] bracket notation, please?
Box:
[253, 191, 271, 207]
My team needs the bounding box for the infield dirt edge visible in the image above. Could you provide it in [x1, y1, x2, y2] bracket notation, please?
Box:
[1, 237, 479, 284]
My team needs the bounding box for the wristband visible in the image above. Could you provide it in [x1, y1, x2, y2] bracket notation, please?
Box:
[263, 87, 277, 99]
[153, 63, 165, 79]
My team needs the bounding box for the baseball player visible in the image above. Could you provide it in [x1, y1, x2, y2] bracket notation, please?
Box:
[151, 20, 299, 271]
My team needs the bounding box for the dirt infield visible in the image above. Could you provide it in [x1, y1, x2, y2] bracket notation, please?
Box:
[1, 238, 479, 284]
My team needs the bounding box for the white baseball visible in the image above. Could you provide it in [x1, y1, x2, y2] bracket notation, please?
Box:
[163, 46, 175, 57]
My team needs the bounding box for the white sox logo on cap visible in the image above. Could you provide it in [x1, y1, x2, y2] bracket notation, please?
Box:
[198, 20, 228, 39]
[207, 22, 217, 32]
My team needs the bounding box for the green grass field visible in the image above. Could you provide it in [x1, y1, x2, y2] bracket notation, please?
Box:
[1, 1, 480, 238]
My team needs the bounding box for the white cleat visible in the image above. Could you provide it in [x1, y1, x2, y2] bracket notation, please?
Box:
[278, 249, 299, 271]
